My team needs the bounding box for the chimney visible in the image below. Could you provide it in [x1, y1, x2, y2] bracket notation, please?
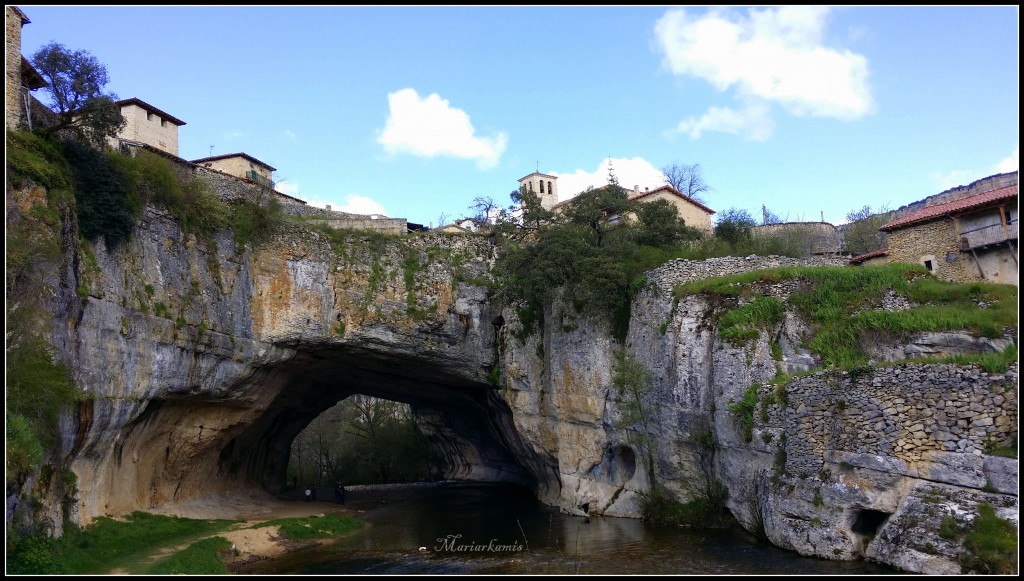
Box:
[326, 205, 331, 211]
[634, 185, 639, 195]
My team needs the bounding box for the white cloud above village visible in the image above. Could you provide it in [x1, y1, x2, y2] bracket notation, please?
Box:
[377, 88, 508, 170]
[671, 102, 775, 141]
[997, 148, 1019, 173]
[283, 130, 297, 141]
[654, 6, 874, 140]
[552, 157, 667, 202]
[275, 180, 301, 199]
[930, 150, 1020, 193]
[222, 130, 244, 142]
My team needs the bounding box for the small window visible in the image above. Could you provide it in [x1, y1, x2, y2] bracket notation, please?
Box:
[160, 119, 166, 127]
[924, 259, 934, 272]
[146, 112, 153, 121]
[540, 180, 545, 193]
[548, 180, 552, 194]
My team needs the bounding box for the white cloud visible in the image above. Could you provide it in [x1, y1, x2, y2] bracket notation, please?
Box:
[377, 88, 507, 169]
[672, 103, 774, 141]
[997, 148, 1019, 173]
[553, 157, 667, 202]
[275, 180, 301, 198]
[930, 150, 1020, 192]
[930, 169, 989, 192]
[222, 130, 244, 141]
[654, 6, 873, 140]
[283, 129, 297, 141]
[307, 195, 388, 217]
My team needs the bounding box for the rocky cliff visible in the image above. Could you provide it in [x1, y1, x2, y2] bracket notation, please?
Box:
[497, 255, 1018, 574]
[7, 174, 1018, 574]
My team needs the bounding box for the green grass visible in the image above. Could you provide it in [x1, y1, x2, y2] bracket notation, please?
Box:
[146, 536, 233, 574]
[673, 264, 1018, 369]
[718, 295, 785, 345]
[8, 511, 369, 575]
[42, 512, 235, 574]
[251, 514, 365, 540]
[727, 384, 760, 443]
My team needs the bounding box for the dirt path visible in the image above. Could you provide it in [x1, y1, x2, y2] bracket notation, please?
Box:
[116, 489, 360, 573]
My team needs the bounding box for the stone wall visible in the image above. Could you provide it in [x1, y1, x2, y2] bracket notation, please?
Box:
[774, 363, 1018, 478]
[886, 219, 996, 284]
[5, 6, 27, 130]
[645, 254, 849, 293]
[279, 203, 408, 234]
[752, 222, 841, 254]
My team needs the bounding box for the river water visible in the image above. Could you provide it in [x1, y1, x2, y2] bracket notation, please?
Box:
[238, 482, 899, 575]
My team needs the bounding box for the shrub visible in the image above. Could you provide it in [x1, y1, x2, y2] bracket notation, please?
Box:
[960, 503, 1018, 574]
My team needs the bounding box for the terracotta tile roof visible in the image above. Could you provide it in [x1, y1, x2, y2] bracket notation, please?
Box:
[191, 152, 277, 172]
[628, 185, 716, 215]
[848, 248, 889, 264]
[880, 185, 1018, 231]
[116, 98, 186, 126]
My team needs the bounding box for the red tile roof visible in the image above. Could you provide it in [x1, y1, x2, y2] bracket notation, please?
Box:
[880, 185, 1018, 231]
[848, 248, 889, 264]
[629, 184, 716, 215]
[116, 98, 186, 126]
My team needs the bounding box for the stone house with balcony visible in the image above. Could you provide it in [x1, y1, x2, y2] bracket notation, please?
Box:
[878, 184, 1018, 285]
[191, 152, 276, 190]
[110, 98, 186, 156]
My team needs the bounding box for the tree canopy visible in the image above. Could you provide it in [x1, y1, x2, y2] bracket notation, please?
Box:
[31, 42, 125, 147]
[843, 204, 893, 256]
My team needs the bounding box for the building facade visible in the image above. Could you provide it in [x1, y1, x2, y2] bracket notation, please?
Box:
[880, 184, 1018, 286]
[111, 98, 186, 156]
[628, 185, 715, 233]
[5, 5, 46, 131]
[518, 172, 559, 210]
[191, 152, 276, 189]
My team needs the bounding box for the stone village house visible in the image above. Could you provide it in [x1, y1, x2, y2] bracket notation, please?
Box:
[518, 171, 716, 233]
[876, 184, 1018, 285]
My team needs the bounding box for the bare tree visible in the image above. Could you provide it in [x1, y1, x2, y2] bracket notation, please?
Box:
[661, 162, 709, 202]
[467, 195, 506, 227]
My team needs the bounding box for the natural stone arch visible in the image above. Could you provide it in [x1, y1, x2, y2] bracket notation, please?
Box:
[71, 340, 553, 521]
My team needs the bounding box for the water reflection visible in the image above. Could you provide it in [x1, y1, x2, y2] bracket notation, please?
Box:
[238, 482, 900, 575]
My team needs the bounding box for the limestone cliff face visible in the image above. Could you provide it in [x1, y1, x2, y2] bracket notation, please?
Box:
[10, 173, 1018, 574]
[39, 201, 546, 526]
[497, 256, 1018, 575]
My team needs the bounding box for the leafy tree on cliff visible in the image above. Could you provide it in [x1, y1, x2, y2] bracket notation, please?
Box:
[31, 42, 125, 147]
[842, 204, 893, 256]
[713, 207, 757, 247]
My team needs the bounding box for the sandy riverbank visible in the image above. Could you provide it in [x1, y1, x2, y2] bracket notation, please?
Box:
[139, 482, 452, 571]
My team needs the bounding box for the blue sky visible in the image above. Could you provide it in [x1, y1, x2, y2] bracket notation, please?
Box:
[16, 5, 1019, 228]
